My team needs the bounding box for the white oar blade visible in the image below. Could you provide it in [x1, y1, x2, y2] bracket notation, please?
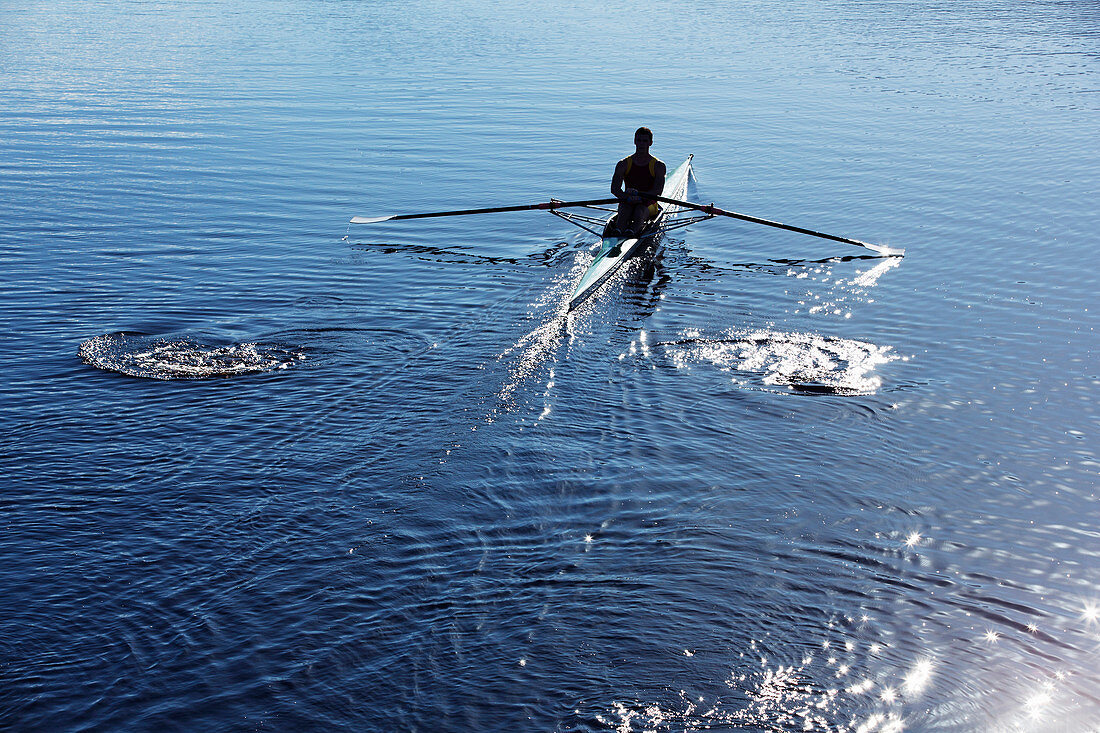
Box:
[350, 214, 396, 224]
[865, 242, 905, 257]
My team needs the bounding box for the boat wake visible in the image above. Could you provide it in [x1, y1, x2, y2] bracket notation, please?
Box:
[633, 327, 901, 395]
[79, 332, 305, 380]
[492, 251, 593, 412]
[495, 319, 564, 416]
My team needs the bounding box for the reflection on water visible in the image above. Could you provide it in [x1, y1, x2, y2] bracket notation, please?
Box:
[79, 332, 304, 379]
[592, 604, 1097, 732]
[574, 517, 1100, 732]
[789, 258, 902, 319]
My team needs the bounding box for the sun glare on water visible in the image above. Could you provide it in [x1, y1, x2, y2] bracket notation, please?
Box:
[902, 658, 935, 697]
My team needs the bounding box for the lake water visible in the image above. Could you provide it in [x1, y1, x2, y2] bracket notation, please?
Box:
[2, 1, 1098, 730]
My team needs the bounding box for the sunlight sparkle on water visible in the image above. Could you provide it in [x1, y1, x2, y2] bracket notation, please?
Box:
[1025, 687, 1053, 719]
[902, 658, 934, 697]
[904, 532, 922, 548]
[847, 678, 874, 695]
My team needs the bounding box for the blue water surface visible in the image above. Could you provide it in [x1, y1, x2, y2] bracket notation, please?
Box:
[2, 1, 1098, 730]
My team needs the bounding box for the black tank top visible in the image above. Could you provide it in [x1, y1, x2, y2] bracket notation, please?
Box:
[624, 156, 657, 191]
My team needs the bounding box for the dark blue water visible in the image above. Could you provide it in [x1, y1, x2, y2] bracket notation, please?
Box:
[3, 1, 1098, 730]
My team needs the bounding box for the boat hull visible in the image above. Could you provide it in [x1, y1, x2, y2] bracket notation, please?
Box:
[568, 155, 693, 310]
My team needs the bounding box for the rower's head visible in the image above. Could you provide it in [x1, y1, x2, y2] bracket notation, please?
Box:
[634, 126, 653, 150]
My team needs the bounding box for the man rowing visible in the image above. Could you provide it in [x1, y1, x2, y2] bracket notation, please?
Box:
[610, 126, 667, 237]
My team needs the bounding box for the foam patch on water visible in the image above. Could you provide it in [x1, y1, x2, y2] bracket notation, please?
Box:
[79, 333, 305, 379]
[649, 328, 900, 395]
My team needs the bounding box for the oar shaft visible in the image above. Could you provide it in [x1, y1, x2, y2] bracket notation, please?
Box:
[351, 198, 620, 225]
[649, 195, 902, 256]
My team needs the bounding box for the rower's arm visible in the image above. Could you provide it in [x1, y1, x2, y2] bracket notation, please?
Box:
[611, 159, 628, 199]
[647, 160, 667, 198]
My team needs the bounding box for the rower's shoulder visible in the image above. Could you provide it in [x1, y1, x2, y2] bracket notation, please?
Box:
[653, 156, 667, 171]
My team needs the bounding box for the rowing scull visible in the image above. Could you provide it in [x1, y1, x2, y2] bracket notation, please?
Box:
[348, 156, 902, 307]
[564, 155, 694, 310]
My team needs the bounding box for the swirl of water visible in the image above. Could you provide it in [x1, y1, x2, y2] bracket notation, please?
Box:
[79, 333, 305, 380]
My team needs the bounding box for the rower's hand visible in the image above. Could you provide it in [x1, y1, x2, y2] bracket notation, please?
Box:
[625, 188, 640, 204]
